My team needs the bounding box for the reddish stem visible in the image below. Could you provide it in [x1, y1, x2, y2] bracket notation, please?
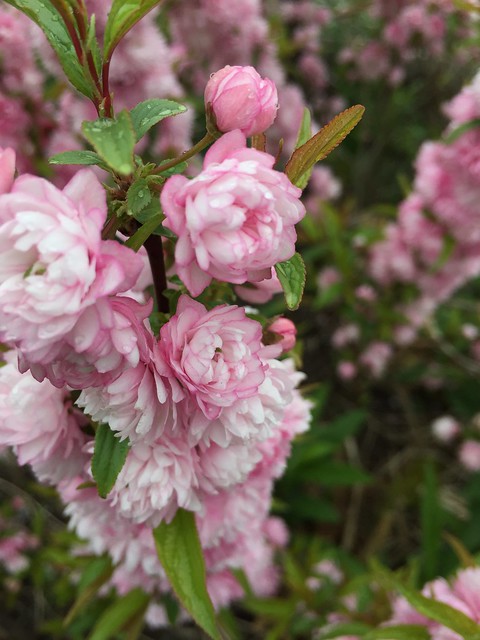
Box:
[144, 235, 169, 314]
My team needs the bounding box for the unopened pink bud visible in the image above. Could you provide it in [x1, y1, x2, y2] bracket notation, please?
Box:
[205, 65, 278, 137]
[0, 147, 15, 195]
[269, 317, 297, 352]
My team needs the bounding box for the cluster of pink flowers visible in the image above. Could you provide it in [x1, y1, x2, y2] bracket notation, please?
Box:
[339, 0, 475, 87]
[369, 70, 480, 335]
[0, 53, 311, 618]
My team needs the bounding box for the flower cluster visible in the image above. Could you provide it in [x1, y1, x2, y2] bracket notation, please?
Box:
[369, 71, 480, 334]
[0, 55, 310, 619]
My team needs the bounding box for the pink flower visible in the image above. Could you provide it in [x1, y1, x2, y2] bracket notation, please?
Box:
[106, 435, 202, 527]
[459, 440, 480, 472]
[0, 353, 88, 484]
[268, 317, 297, 352]
[26, 295, 153, 389]
[337, 361, 357, 380]
[0, 169, 144, 367]
[77, 339, 184, 443]
[205, 65, 278, 136]
[159, 295, 273, 419]
[162, 130, 305, 296]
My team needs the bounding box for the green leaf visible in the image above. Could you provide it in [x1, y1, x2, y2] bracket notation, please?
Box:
[82, 110, 135, 176]
[316, 622, 372, 639]
[91, 425, 129, 499]
[444, 118, 480, 143]
[130, 99, 187, 142]
[153, 509, 220, 640]
[4, 0, 94, 98]
[125, 213, 164, 251]
[321, 410, 367, 443]
[64, 556, 114, 627]
[49, 150, 105, 167]
[293, 108, 313, 190]
[378, 569, 480, 637]
[275, 253, 306, 311]
[364, 624, 431, 640]
[420, 462, 442, 581]
[103, 0, 163, 61]
[127, 179, 152, 216]
[294, 460, 371, 486]
[88, 588, 149, 640]
[285, 105, 365, 186]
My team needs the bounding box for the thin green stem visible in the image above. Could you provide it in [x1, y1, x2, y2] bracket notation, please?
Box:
[152, 132, 216, 175]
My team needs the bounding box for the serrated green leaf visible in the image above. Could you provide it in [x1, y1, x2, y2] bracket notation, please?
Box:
[4, 0, 94, 98]
[103, 0, 163, 61]
[153, 509, 220, 640]
[275, 253, 306, 310]
[364, 624, 431, 640]
[87, 588, 149, 640]
[285, 105, 365, 185]
[127, 179, 152, 216]
[130, 99, 187, 142]
[82, 111, 135, 175]
[49, 150, 105, 167]
[91, 425, 129, 499]
[293, 108, 313, 190]
[82, 114, 134, 173]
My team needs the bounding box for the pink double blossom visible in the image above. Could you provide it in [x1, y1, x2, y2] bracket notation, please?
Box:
[162, 129, 305, 296]
[0, 353, 88, 485]
[0, 168, 145, 383]
[159, 295, 274, 419]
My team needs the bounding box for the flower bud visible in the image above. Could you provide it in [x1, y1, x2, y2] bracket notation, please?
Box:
[0, 147, 15, 195]
[269, 317, 297, 352]
[205, 65, 278, 137]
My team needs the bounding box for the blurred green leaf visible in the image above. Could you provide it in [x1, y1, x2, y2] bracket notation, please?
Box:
[444, 118, 480, 143]
[377, 567, 480, 637]
[294, 460, 371, 486]
[64, 556, 114, 627]
[153, 509, 220, 640]
[420, 462, 442, 581]
[88, 588, 149, 640]
[364, 624, 431, 640]
[317, 622, 372, 638]
[4, 0, 94, 98]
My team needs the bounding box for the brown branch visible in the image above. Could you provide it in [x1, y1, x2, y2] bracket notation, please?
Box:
[144, 235, 169, 314]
